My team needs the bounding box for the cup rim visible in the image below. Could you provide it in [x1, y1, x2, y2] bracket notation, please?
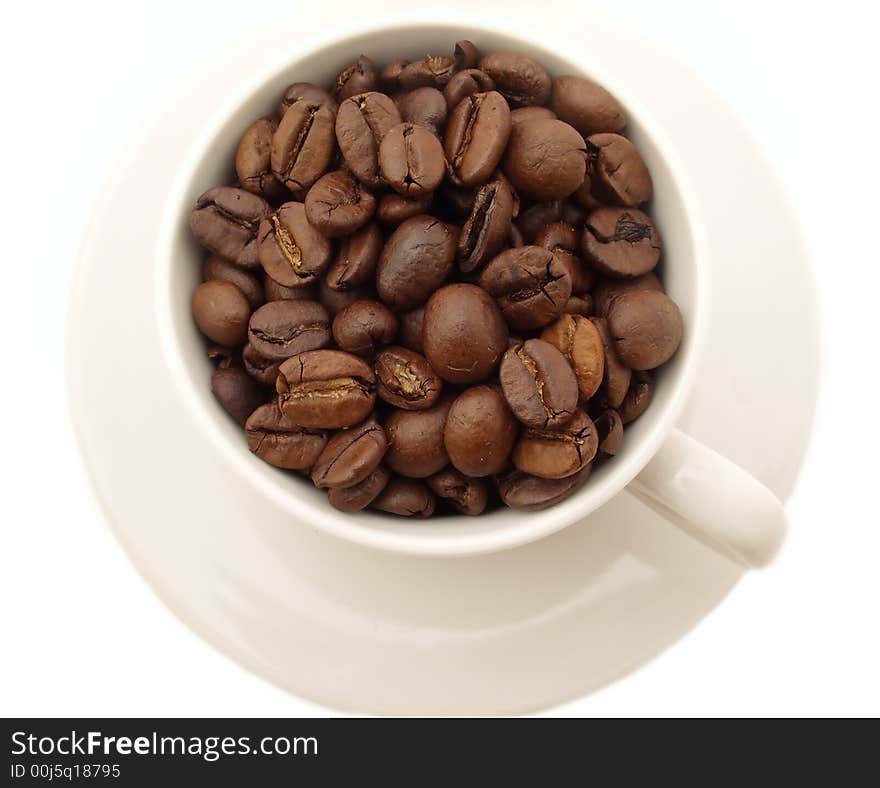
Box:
[154, 10, 710, 556]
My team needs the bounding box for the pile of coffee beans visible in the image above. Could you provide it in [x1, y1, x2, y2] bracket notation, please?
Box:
[189, 40, 683, 517]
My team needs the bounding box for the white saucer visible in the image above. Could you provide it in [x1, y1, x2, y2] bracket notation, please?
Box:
[66, 11, 819, 714]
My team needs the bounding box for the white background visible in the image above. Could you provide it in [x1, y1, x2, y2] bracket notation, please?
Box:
[2, 0, 878, 717]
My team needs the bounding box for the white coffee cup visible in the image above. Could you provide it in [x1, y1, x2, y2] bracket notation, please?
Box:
[156, 15, 787, 566]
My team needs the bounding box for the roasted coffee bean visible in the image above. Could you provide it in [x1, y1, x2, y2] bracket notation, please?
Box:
[423, 283, 508, 384]
[427, 468, 488, 515]
[277, 349, 376, 429]
[618, 372, 655, 424]
[399, 56, 455, 89]
[508, 223, 524, 248]
[311, 417, 387, 489]
[263, 277, 318, 302]
[445, 91, 512, 187]
[541, 314, 605, 400]
[443, 69, 495, 109]
[244, 402, 327, 469]
[444, 385, 517, 477]
[190, 186, 272, 269]
[192, 280, 251, 347]
[247, 299, 330, 361]
[333, 55, 379, 101]
[594, 409, 623, 455]
[503, 117, 586, 200]
[397, 306, 425, 354]
[376, 192, 432, 226]
[328, 465, 391, 512]
[270, 101, 336, 197]
[592, 273, 662, 317]
[513, 408, 598, 479]
[607, 289, 682, 369]
[534, 221, 594, 292]
[500, 339, 578, 429]
[242, 343, 282, 386]
[550, 75, 626, 135]
[319, 276, 375, 316]
[278, 82, 338, 116]
[497, 463, 593, 510]
[457, 176, 517, 273]
[590, 317, 631, 408]
[325, 222, 383, 291]
[235, 118, 285, 200]
[509, 106, 556, 126]
[395, 87, 448, 136]
[203, 254, 265, 309]
[211, 366, 266, 427]
[574, 175, 604, 212]
[436, 182, 476, 217]
[379, 122, 446, 198]
[564, 295, 593, 316]
[479, 51, 551, 107]
[478, 246, 572, 331]
[582, 207, 661, 278]
[257, 201, 332, 287]
[376, 215, 457, 309]
[585, 133, 652, 207]
[454, 40, 480, 70]
[370, 476, 435, 517]
[206, 345, 235, 366]
[304, 169, 376, 238]
[335, 92, 401, 187]
[374, 346, 442, 410]
[384, 397, 452, 478]
[561, 200, 587, 227]
[379, 59, 410, 92]
[516, 200, 562, 242]
[332, 300, 398, 356]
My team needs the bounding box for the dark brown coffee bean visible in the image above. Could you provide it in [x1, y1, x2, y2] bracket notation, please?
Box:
[277, 349, 376, 429]
[618, 372, 654, 424]
[594, 409, 623, 455]
[235, 118, 285, 200]
[192, 280, 251, 347]
[509, 223, 524, 248]
[257, 201, 332, 287]
[333, 55, 379, 102]
[423, 283, 508, 384]
[427, 468, 488, 516]
[478, 246, 572, 331]
[376, 215, 457, 309]
[278, 82, 338, 116]
[574, 174, 604, 212]
[189, 186, 272, 269]
[399, 56, 455, 89]
[263, 277, 317, 302]
[247, 299, 330, 361]
[478, 51, 551, 107]
[585, 133, 652, 207]
[564, 295, 593, 316]
[332, 300, 398, 357]
[550, 75, 626, 135]
[328, 465, 391, 512]
[503, 117, 586, 200]
[244, 402, 327, 469]
[319, 276, 375, 316]
[374, 346, 442, 410]
[304, 169, 376, 238]
[270, 101, 336, 197]
[376, 192, 433, 226]
[242, 343, 282, 386]
[379, 59, 410, 92]
[561, 200, 587, 227]
[497, 463, 593, 510]
[370, 477, 435, 517]
[203, 254, 264, 309]
[457, 176, 517, 273]
[395, 87, 447, 136]
[311, 417, 387, 489]
[445, 91, 512, 187]
[324, 222, 382, 291]
[444, 385, 517, 477]
[541, 314, 605, 400]
[453, 40, 480, 70]
[335, 92, 401, 187]
[397, 306, 425, 354]
[500, 339, 578, 429]
[509, 106, 556, 126]
[590, 317, 631, 408]
[436, 182, 476, 217]
[211, 366, 266, 427]
[607, 289, 683, 369]
[592, 273, 663, 317]
[534, 222, 594, 292]
[206, 345, 235, 366]
[384, 397, 452, 479]
[443, 69, 495, 109]
[513, 408, 598, 479]
[379, 122, 445, 198]
[516, 200, 562, 242]
[582, 207, 661, 278]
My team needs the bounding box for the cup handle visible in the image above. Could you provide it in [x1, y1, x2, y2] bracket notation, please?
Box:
[628, 428, 787, 567]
